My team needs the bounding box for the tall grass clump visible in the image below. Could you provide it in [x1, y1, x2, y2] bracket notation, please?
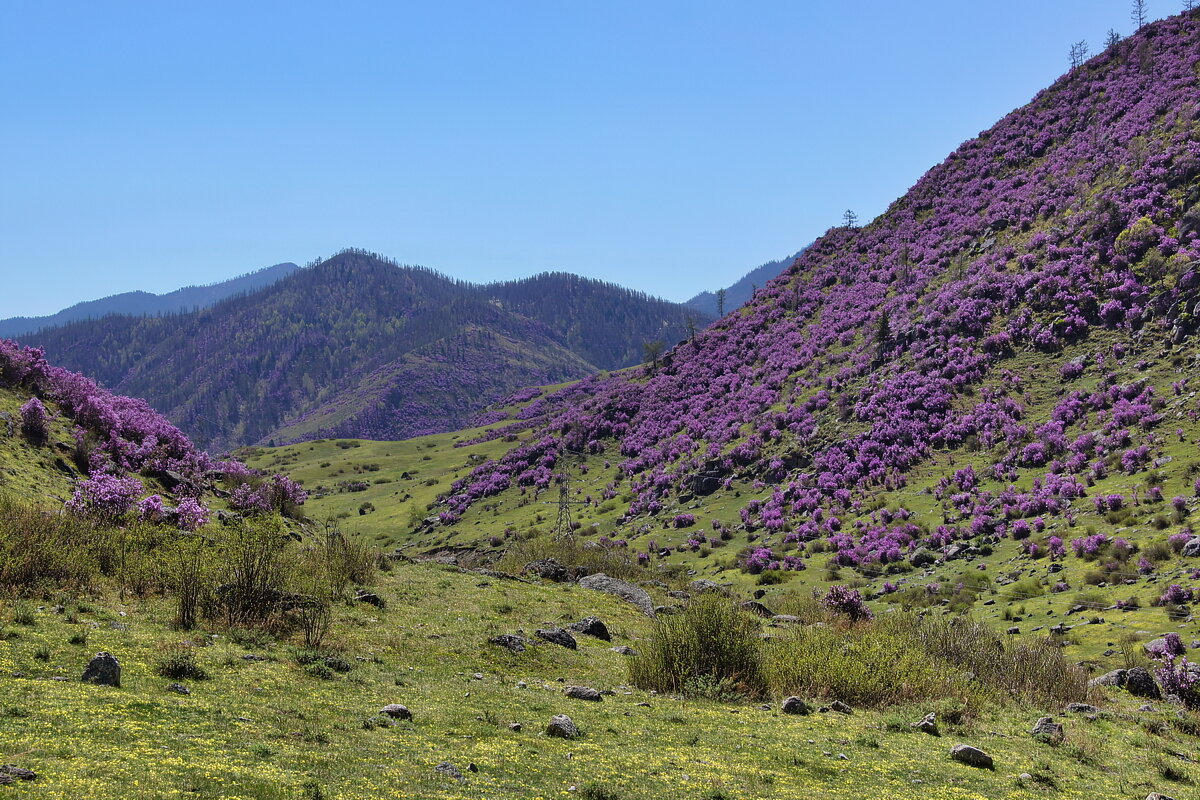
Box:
[628, 594, 764, 698]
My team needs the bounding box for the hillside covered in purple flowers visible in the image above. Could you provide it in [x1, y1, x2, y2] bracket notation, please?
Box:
[437, 10, 1200, 579]
[19, 251, 710, 451]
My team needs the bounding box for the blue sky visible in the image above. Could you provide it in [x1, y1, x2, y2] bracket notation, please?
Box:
[0, 0, 1174, 318]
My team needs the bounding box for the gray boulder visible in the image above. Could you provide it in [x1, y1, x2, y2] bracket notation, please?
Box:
[781, 696, 811, 715]
[610, 645, 638, 656]
[546, 714, 580, 738]
[82, 652, 121, 687]
[535, 628, 577, 650]
[1065, 703, 1099, 714]
[949, 743, 993, 769]
[830, 700, 853, 715]
[568, 617, 610, 641]
[1181, 538, 1200, 557]
[564, 686, 602, 702]
[579, 573, 656, 617]
[1125, 667, 1161, 699]
[1146, 793, 1177, 800]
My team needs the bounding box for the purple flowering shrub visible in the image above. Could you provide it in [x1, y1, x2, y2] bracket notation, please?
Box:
[821, 585, 873, 623]
[66, 474, 143, 521]
[18, 397, 50, 443]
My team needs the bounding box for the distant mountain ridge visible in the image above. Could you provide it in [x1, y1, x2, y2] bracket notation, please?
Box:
[0, 262, 299, 338]
[19, 250, 711, 450]
[685, 250, 807, 317]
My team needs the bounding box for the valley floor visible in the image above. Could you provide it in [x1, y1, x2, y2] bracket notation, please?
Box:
[0, 562, 1193, 800]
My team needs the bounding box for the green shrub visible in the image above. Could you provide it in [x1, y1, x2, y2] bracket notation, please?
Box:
[629, 594, 764, 698]
[154, 645, 209, 681]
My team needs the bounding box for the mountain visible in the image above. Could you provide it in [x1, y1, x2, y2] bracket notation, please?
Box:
[19, 251, 711, 451]
[0, 262, 299, 338]
[432, 10, 1200, 601]
[685, 250, 807, 317]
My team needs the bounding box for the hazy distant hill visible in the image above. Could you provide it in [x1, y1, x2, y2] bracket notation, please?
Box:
[0, 262, 299, 338]
[685, 250, 807, 317]
[20, 250, 710, 450]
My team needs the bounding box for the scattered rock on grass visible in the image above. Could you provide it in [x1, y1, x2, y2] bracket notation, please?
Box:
[0, 766, 36, 781]
[434, 762, 463, 782]
[610, 646, 637, 656]
[830, 700, 853, 715]
[1125, 667, 1161, 699]
[167, 683, 190, 695]
[568, 617, 610, 641]
[564, 686, 602, 702]
[489, 634, 528, 653]
[81, 652, 121, 687]
[913, 713, 939, 736]
[535, 628, 577, 650]
[1030, 716, 1064, 743]
[949, 744, 993, 769]
[546, 714, 579, 739]
[1090, 669, 1127, 688]
[354, 590, 386, 608]
[381, 704, 412, 720]
[1065, 703, 1099, 714]
[578, 574, 656, 617]
[688, 579, 729, 596]
[781, 696, 811, 715]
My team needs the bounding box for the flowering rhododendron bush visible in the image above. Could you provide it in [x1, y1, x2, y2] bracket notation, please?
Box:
[438, 13, 1200, 575]
[0, 339, 303, 527]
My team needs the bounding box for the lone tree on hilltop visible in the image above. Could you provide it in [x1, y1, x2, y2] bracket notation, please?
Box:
[716, 287, 727, 317]
[1131, 0, 1148, 30]
[1105, 28, 1122, 48]
[843, 209, 858, 228]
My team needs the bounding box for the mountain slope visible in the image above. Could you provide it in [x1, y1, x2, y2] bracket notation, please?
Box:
[429, 10, 1200, 607]
[21, 251, 711, 450]
[685, 249, 808, 316]
[0, 262, 298, 338]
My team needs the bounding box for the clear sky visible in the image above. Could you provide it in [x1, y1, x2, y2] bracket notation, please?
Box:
[0, 0, 1176, 318]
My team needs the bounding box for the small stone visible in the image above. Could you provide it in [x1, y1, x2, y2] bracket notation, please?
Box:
[81, 652, 121, 687]
[472, 673, 484, 680]
[380, 704, 412, 720]
[1146, 794, 1177, 800]
[434, 762, 463, 782]
[516, 681, 528, 689]
[635, 702, 651, 707]
[508, 722, 522, 731]
[781, 696, 811, 715]
[546, 714, 580, 739]
[564, 686, 602, 702]
[830, 700, 853, 715]
[167, 683, 190, 695]
[949, 743, 993, 769]
[610, 646, 637, 656]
